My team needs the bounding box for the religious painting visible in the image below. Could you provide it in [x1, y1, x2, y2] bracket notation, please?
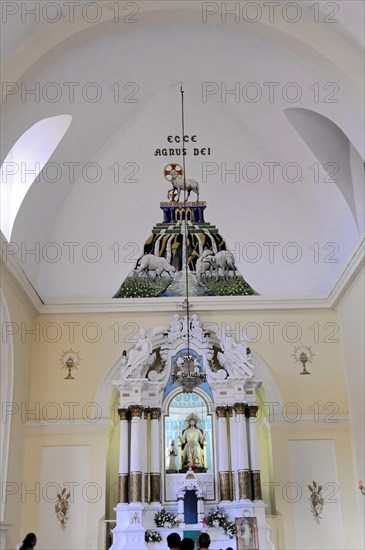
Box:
[113, 161, 258, 299]
[235, 516, 259, 550]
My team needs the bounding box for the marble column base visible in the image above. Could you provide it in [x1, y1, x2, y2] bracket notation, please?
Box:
[129, 472, 142, 503]
[238, 469, 251, 500]
[119, 474, 129, 503]
[252, 471, 262, 500]
[150, 473, 161, 503]
[219, 472, 231, 501]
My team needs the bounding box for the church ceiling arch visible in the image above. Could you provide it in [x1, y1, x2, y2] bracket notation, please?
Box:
[1, 6, 362, 301]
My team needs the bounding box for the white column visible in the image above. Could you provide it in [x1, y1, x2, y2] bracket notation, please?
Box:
[177, 496, 185, 525]
[197, 496, 205, 523]
[150, 408, 161, 503]
[216, 407, 230, 501]
[228, 407, 238, 501]
[234, 403, 250, 500]
[118, 408, 129, 503]
[141, 409, 148, 503]
[129, 405, 143, 503]
[248, 405, 262, 500]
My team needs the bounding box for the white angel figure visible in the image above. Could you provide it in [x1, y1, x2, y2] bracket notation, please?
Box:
[217, 330, 253, 378]
[121, 329, 156, 379]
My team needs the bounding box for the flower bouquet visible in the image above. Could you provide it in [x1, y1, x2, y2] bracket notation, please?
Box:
[154, 508, 178, 528]
[145, 530, 162, 543]
[204, 506, 237, 539]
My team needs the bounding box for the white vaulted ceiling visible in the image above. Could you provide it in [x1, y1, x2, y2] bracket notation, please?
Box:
[1, 1, 364, 302]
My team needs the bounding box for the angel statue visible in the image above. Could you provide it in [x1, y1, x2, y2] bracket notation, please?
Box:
[120, 329, 156, 379]
[217, 327, 253, 378]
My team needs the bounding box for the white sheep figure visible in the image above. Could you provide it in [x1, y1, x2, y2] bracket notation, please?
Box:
[170, 169, 200, 202]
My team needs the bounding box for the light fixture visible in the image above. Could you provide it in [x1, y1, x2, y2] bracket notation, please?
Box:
[299, 351, 311, 375]
[359, 481, 365, 495]
[171, 86, 206, 393]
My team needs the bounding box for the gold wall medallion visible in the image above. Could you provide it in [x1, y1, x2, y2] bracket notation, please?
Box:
[59, 349, 81, 380]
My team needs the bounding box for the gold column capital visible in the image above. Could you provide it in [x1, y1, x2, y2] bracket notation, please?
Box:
[118, 408, 129, 421]
[227, 406, 234, 417]
[234, 402, 246, 415]
[150, 408, 161, 420]
[129, 405, 143, 418]
[216, 406, 227, 418]
[248, 405, 259, 418]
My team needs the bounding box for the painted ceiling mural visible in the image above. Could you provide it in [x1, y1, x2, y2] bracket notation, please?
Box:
[113, 158, 258, 298]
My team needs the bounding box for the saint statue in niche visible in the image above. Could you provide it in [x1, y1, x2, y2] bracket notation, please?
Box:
[165, 440, 178, 472]
[179, 413, 206, 471]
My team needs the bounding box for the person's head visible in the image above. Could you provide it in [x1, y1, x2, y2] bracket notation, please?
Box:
[22, 533, 37, 547]
[226, 547, 234, 550]
[180, 537, 195, 550]
[197, 532, 211, 549]
[167, 532, 181, 549]
[189, 419, 196, 427]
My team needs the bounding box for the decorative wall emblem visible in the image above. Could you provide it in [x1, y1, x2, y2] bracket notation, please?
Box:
[292, 344, 315, 375]
[308, 481, 324, 523]
[55, 488, 71, 530]
[59, 349, 82, 379]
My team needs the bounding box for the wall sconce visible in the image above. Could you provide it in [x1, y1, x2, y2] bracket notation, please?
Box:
[299, 352, 311, 375]
[359, 481, 365, 495]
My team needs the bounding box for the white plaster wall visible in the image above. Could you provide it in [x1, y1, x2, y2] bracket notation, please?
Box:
[288, 439, 343, 550]
[37, 445, 90, 550]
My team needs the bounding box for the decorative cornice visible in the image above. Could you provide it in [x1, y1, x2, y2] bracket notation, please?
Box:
[328, 236, 365, 308]
[1, 233, 43, 314]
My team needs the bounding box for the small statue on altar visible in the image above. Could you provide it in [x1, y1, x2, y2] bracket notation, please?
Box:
[179, 413, 206, 470]
[166, 439, 178, 472]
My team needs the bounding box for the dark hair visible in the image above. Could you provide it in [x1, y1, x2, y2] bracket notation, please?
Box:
[180, 537, 195, 550]
[198, 532, 211, 548]
[20, 533, 37, 548]
[167, 532, 181, 548]
[226, 547, 234, 550]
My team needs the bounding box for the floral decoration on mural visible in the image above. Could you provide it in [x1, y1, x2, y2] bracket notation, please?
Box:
[308, 480, 324, 524]
[55, 488, 71, 530]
